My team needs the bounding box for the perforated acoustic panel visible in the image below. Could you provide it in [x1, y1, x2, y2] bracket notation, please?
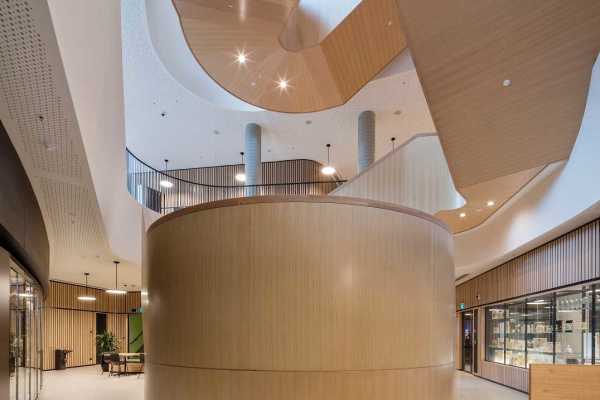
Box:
[0, 0, 139, 289]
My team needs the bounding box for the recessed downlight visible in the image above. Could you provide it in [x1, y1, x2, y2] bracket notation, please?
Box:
[278, 79, 288, 90]
[236, 51, 247, 65]
[502, 79, 512, 87]
[459, 212, 466, 218]
[487, 200, 495, 207]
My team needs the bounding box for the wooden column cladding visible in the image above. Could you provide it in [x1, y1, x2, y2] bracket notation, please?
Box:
[42, 281, 141, 370]
[144, 196, 455, 400]
[456, 218, 600, 310]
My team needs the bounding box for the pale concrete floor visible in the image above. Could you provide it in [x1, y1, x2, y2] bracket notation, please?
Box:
[39, 367, 526, 400]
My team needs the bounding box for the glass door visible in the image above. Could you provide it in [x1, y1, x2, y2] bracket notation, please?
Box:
[462, 311, 475, 373]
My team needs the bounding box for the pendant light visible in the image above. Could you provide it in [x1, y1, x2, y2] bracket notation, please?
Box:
[106, 261, 127, 295]
[391, 137, 396, 151]
[235, 152, 246, 182]
[159, 159, 174, 188]
[77, 272, 97, 302]
[321, 144, 336, 175]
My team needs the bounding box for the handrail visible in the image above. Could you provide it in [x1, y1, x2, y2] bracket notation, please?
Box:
[127, 148, 344, 189]
[126, 148, 346, 214]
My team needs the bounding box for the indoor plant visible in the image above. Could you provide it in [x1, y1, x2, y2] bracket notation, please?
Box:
[96, 331, 120, 372]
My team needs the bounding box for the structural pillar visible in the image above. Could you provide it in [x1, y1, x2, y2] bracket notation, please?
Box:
[244, 123, 262, 196]
[357, 111, 375, 173]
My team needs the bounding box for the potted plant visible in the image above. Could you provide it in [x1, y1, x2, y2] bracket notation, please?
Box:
[96, 331, 120, 372]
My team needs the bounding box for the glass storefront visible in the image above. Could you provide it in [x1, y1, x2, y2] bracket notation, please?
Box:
[485, 281, 600, 368]
[9, 262, 43, 400]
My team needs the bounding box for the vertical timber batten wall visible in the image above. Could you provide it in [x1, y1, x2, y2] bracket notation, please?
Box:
[455, 218, 600, 392]
[43, 281, 141, 370]
[145, 196, 455, 400]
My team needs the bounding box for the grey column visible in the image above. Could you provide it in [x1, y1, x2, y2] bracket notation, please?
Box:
[357, 111, 375, 173]
[244, 123, 262, 196]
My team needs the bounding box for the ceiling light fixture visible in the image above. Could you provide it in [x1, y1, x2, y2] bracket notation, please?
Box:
[236, 51, 247, 65]
[487, 200, 495, 207]
[78, 272, 97, 302]
[321, 144, 336, 176]
[160, 159, 174, 188]
[459, 212, 466, 218]
[277, 78, 288, 90]
[391, 137, 396, 151]
[235, 152, 246, 182]
[106, 261, 127, 295]
[502, 79, 512, 87]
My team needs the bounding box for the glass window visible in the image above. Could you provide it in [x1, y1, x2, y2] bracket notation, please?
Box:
[486, 306, 505, 363]
[8, 262, 43, 400]
[526, 295, 554, 366]
[555, 289, 590, 365]
[506, 302, 526, 367]
[594, 284, 600, 364]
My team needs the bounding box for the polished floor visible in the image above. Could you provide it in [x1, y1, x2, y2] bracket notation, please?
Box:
[39, 366, 144, 400]
[38, 367, 525, 400]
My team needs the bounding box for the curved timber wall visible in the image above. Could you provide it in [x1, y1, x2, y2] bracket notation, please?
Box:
[144, 196, 455, 400]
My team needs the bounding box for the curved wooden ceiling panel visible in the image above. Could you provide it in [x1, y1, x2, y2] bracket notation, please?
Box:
[394, 0, 600, 190]
[172, 0, 406, 113]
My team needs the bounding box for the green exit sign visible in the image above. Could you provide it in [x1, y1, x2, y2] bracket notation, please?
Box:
[459, 303, 466, 310]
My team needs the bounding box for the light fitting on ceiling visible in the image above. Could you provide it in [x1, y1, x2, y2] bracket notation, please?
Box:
[236, 50, 247, 65]
[487, 200, 495, 207]
[277, 78, 289, 90]
[321, 144, 336, 176]
[106, 261, 127, 295]
[502, 79, 512, 87]
[160, 159, 174, 188]
[459, 212, 466, 218]
[77, 272, 97, 302]
[235, 152, 246, 182]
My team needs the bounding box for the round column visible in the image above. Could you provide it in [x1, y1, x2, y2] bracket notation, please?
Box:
[358, 110, 375, 173]
[144, 197, 455, 400]
[244, 123, 261, 196]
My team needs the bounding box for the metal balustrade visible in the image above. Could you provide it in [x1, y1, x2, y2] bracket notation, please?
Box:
[126, 149, 346, 215]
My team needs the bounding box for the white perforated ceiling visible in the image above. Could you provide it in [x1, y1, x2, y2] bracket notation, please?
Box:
[0, 0, 141, 289]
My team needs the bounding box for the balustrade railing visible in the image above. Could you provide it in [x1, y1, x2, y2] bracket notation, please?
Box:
[127, 149, 346, 215]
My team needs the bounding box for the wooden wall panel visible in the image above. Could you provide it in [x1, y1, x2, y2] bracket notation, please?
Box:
[145, 196, 455, 400]
[171, 159, 339, 187]
[456, 218, 600, 310]
[43, 281, 141, 370]
[42, 308, 95, 370]
[46, 281, 141, 313]
[530, 365, 600, 400]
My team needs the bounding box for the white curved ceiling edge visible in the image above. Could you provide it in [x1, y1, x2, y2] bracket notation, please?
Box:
[127, 0, 434, 178]
[454, 54, 600, 281]
[45, 0, 158, 288]
[144, 0, 259, 111]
